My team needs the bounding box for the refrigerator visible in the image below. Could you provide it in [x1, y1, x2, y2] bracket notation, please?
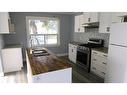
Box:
[105, 23, 127, 83]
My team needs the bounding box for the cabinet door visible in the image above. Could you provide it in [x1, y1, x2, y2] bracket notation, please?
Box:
[115, 12, 127, 17]
[2, 48, 23, 73]
[68, 44, 72, 61]
[83, 12, 99, 23]
[68, 44, 77, 63]
[74, 15, 84, 33]
[0, 12, 9, 34]
[75, 15, 80, 32]
[111, 13, 122, 23]
[89, 12, 99, 23]
[71, 45, 77, 63]
[111, 12, 127, 23]
[83, 12, 90, 23]
[99, 13, 111, 33]
[79, 15, 85, 32]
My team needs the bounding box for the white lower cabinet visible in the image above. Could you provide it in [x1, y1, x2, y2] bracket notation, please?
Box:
[32, 68, 72, 83]
[91, 50, 108, 78]
[2, 47, 23, 73]
[99, 13, 111, 33]
[26, 51, 72, 83]
[68, 43, 77, 63]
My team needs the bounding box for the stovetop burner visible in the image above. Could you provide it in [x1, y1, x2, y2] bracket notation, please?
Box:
[79, 43, 103, 48]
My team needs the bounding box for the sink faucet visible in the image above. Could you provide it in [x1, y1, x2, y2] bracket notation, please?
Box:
[29, 36, 40, 48]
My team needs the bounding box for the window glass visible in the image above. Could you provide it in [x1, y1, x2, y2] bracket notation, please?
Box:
[27, 16, 60, 47]
[45, 35, 57, 44]
[30, 35, 44, 46]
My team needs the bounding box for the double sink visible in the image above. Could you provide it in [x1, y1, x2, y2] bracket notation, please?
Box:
[32, 49, 50, 57]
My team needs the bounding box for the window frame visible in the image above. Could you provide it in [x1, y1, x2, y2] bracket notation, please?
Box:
[26, 16, 60, 48]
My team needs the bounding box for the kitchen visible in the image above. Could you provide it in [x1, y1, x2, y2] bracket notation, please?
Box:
[0, 12, 127, 83]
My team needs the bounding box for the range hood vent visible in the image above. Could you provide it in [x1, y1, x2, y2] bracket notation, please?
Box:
[82, 22, 99, 28]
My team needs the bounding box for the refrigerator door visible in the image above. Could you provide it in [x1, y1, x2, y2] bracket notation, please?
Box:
[110, 23, 127, 47]
[105, 45, 127, 83]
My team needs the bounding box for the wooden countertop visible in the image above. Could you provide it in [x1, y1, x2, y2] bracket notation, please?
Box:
[92, 47, 108, 54]
[27, 48, 71, 75]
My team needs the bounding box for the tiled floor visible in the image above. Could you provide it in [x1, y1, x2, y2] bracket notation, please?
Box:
[0, 69, 27, 83]
[59, 56, 104, 83]
[0, 56, 104, 83]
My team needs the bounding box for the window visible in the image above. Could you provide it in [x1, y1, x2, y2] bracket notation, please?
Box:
[26, 16, 60, 47]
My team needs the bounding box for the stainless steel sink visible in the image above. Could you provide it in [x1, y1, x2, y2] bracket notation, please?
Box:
[32, 49, 50, 57]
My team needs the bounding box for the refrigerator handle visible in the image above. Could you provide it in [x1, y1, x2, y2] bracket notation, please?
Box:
[110, 44, 127, 48]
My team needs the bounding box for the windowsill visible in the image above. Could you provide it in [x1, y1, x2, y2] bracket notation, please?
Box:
[30, 44, 60, 48]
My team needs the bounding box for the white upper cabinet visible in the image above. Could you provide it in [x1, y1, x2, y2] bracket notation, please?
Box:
[83, 12, 90, 23]
[89, 12, 99, 23]
[83, 12, 99, 23]
[0, 12, 15, 34]
[99, 13, 112, 33]
[111, 12, 127, 23]
[74, 12, 99, 33]
[115, 12, 127, 17]
[74, 14, 84, 32]
[99, 12, 127, 33]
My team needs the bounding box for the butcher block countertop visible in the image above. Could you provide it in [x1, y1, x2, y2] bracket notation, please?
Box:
[27, 48, 71, 75]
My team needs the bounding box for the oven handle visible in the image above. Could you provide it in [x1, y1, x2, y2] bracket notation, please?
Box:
[77, 49, 89, 53]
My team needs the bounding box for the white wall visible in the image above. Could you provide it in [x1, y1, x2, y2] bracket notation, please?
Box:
[0, 35, 4, 76]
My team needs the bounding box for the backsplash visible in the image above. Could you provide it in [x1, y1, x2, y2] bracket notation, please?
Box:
[73, 28, 110, 47]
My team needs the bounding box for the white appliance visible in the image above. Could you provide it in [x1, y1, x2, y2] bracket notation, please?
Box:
[105, 23, 127, 83]
[2, 47, 23, 73]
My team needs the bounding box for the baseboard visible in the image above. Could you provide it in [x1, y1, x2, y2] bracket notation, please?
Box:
[57, 53, 68, 57]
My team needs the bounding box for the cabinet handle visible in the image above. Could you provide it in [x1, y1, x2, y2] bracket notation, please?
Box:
[103, 55, 107, 57]
[36, 77, 40, 80]
[93, 59, 97, 61]
[102, 62, 107, 65]
[101, 72, 106, 75]
[72, 49, 73, 52]
[78, 28, 80, 32]
[106, 27, 110, 32]
[88, 18, 91, 22]
[93, 52, 97, 54]
[8, 19, 11, 31]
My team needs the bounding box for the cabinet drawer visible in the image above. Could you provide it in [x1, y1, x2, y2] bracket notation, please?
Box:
[91, 62, 106, 72]
[92, 51, 100, 56]
[91, 66, 98, 74]
[91, 55, 107, 68]
[97, 71, 106, 78]
[92, 50, 108, 58]
[91, 66, 105, 78]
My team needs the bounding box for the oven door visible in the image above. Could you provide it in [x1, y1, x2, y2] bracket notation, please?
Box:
[76, 49, 90, 69]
